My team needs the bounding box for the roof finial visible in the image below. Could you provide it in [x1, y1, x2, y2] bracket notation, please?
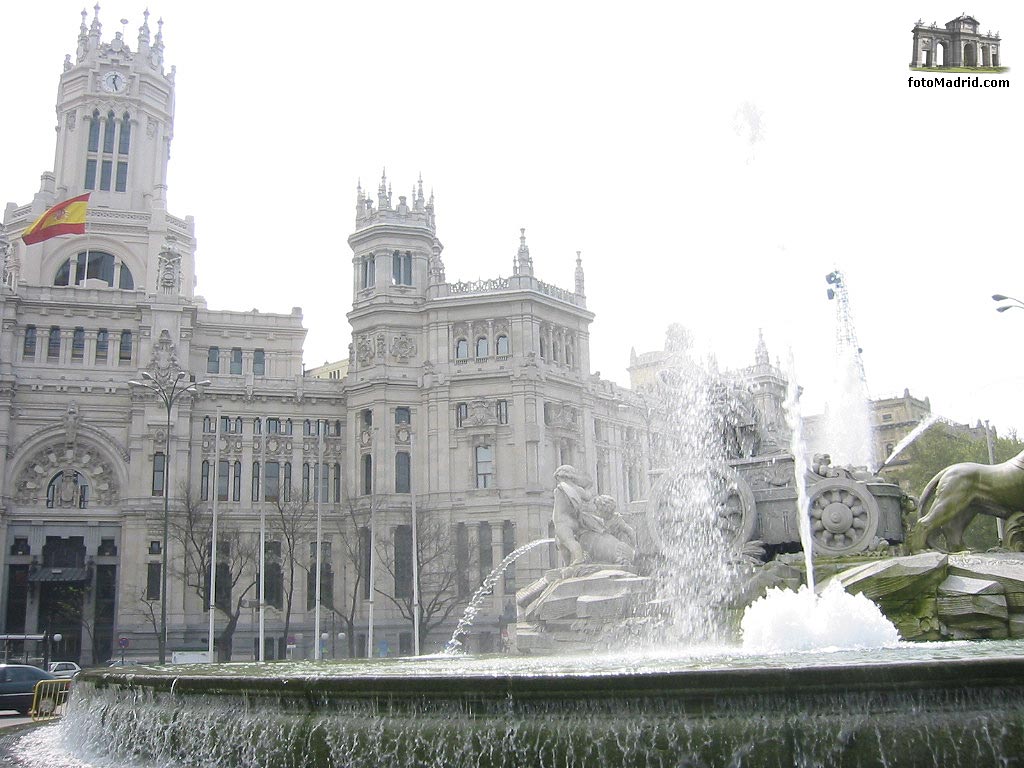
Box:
[138, 8, 151, 47]
[574, 250, 585, 295]
[90, 3, 102, 38]
[516, 228, 533, 277]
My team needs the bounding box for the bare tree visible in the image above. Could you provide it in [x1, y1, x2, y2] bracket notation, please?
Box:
[266, 496, 316, 656]
[375, 511, 470, 653]
[330, 499, 374, 658]
[172, 486, 259, 661]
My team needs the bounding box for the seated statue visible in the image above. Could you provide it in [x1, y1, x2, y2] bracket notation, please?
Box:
[552, 466, 636, 568]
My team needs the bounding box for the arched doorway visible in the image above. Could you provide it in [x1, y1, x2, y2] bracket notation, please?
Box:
[936, 40, 948, 66]
[964, 42, 977, 67]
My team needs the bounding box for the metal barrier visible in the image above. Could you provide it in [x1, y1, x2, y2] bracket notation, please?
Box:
[30, 678, 72, 721]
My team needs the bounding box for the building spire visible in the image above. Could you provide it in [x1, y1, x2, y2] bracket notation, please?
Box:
[138, 8, 151, 50]
[574, 250, 585, 295]
[516, 228, 534, 277]
[378, 168, 390, 210]
[755, 328, 769, 367]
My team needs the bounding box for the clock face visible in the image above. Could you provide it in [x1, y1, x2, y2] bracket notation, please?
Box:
[101, 71, 126, 93]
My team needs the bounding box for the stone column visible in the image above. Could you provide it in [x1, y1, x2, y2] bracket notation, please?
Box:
[911, 32, 921, 67]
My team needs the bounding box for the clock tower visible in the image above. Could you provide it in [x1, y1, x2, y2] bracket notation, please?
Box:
[4, 5, 195, 299]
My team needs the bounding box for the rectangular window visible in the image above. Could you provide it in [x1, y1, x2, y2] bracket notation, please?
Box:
[84, 159, 97, 190]
[152, 452, 165, 497]
[265, 461, 280, 502]
[207, 347, 219, 374]
[267, 418, 281, 434]
[475, 445, 494, 489]
[71, 327, 85, 360]
[395, 407, 411, 425]
[146, 562, 161, 600]
[230, 347, 242, 375]
[115, 161, 128, 192]
[362, 454, 372, 496]
[47, 326, 61, 360]
[232, 460, 241, 502]
[149, 540, 161, 555]
[119, 330, 133, 362]
[95, 328, 108, 363]
[497, 400, 508, 425]
[302, 463, 311, 502]
[479, 522, 493, 587]
[456, 403, 468, 428]
[217, 459, 229, 502]
[252, 461, 261, 501]
[100, 159, 113, 191]
[23, 326, 36, 358]
[201, 461, 210, 501]
[456, 522, 469, 596]
[359, 527, 371, 600]
[502, 520, 516, 594]
[394, 525, 412, 599]
[253, 349, 266, 376]
[395, 452, 411, 493]
[361, 409, 373, 429]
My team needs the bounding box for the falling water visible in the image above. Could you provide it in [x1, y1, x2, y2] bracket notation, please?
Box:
[823, 346, 873, 468]
[876, 413, 941, 472]
[784, 351, 815, 591]
[646, 326, 738, 645]
[444, 538, 553, 655]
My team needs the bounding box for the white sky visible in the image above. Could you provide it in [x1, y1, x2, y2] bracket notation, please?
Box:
[4, 1, 1023, 433]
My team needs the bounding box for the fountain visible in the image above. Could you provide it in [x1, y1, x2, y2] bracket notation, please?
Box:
[4, 328, 1024, 767]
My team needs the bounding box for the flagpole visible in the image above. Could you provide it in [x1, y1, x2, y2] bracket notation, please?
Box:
[314, 419, 324, 660]
[208, 407, 222, 661]
[258, 417, 267, 662]
[367, 426, 376, 659]
[411, 431, 420, 656]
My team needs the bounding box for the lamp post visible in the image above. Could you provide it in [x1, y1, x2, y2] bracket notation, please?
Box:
[992, 294, 1024, 313]
[129, 369, 209, 664]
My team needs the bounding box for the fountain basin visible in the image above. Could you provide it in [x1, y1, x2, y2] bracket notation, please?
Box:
[10, 645, 1024, 767]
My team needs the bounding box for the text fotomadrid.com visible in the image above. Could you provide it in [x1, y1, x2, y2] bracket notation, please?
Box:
[908, 76, 1010, 88]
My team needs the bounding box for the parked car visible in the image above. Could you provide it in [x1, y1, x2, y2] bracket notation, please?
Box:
[0, 664, 56, 715]
[47, 661, 82, 679]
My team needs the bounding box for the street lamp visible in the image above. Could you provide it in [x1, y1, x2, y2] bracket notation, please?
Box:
[129, 369, 210, 663]
[992, 294, 1024, 313]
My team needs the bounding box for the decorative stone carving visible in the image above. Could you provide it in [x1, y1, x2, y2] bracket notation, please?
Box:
[464, 399, 495, 427]
[63, 402, 81, 448]
[65, 110, 77, 130]
[390, 334, 417, 361]
[356, 336, 374, 366]
[14, 441, 120, 507]
[395, 426, 411, 445]
[144, 329, 182, 390]
[146, 116, 158, 138]
[544, 403, 579, 431]
[157, 239, 182, 295]
[375, 334, 387, 359]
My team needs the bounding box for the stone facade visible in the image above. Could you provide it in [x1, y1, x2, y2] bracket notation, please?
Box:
[911, 15, 1002, 68]
[0, 9, 648, 662]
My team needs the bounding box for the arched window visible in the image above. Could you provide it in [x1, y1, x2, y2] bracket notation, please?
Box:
[103, 110, 116, 153]
[88, 109, 101, 152]
[496, 335, 509, 356]
[304, 420, 312, 436]
[253, 418, 262, 435]
[455, 339, 469, 359]
[54, 251, 133, 289]
[72, 327, 85, 360]
[285, 419, 293, 436]
[46, 471, 89, 509]
[207, 347, 219, 374]
[476, 337, 489, 358]
[118, 112, 131, 154]
[361, 254, 375, 289]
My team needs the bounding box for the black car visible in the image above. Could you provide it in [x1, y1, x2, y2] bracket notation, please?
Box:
[0, 664, 56, 715]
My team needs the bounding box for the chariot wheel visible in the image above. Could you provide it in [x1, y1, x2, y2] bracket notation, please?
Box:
[647, 464, 757, 553]
[806, 477, 880, 556]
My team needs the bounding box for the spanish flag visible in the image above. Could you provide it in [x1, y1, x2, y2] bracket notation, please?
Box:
[21, 193, 90, 245]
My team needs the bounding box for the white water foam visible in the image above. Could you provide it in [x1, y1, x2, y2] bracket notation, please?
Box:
[740, 580, 900, 653]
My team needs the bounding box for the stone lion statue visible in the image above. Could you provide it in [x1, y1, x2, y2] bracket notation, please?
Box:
[907, 449, 1024, 552]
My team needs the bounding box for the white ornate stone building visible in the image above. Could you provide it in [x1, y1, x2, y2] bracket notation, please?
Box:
[0, 9, 647, 662]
